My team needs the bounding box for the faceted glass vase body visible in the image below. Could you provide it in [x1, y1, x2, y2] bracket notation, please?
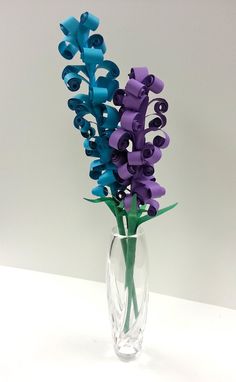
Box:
[106, 226, 149, 361]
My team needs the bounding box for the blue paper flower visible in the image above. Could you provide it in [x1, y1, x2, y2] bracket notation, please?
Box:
[58, 12, 122, 197]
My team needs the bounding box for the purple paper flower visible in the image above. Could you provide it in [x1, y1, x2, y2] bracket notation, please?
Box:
[109, 67, 170, 216]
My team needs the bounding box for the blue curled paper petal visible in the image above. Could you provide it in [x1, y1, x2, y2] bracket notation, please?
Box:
[64, 71, 90, 90]
[58, 40, 79, 60]
[84, 138, 92, 150]
[62, 65, 88, 80]
[90, 159, 104, 172]
[97, 60, 120, 79]
[74, 116, 89, 128]
[89, 170, 100, 180]
[68, 94, 90, 110]
[73, 114, 90, 129]
[74, 107, 90, 118]
[87, 150, 100, 158]
[81, 47, 104, 64]
[80, 12, 99, 31]
[73, 118, 96, 139]
[64, 72, 82, 91]
[92, 185, 108, 197]
[96, 76, 119, 101]
[98, 170, 116, 186]
[100, 105, 119, 129]
[75, 104, 91, 116]
[89, 86, 108, 104]
[100, 147, 113, 163]
[106, 162, 117, 171]
[88, 34, 106, 53]
[60, 16, 80, 36]
[81, 127, 96, 139]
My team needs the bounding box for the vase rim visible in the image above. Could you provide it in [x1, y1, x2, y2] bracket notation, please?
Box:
[111, 225, 145, 238]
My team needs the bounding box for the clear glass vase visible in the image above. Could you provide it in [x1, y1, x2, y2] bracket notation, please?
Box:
[106, 226, 149, 361]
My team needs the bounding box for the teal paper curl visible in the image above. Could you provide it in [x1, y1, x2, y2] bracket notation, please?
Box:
[59, 11, 122, 197]
[88, 34, 106, 53]
[80, 12, 99, 31]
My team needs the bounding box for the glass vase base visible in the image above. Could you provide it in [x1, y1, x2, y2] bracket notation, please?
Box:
[114, 338, 142, 361]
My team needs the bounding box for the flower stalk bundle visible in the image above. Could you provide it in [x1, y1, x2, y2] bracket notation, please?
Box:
[58, 11, 177, 334]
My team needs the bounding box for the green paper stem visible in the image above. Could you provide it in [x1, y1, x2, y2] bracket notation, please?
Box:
[114, 202, 138, 326]
[124, 234, 137, 333]
[123, 194, 139, 333]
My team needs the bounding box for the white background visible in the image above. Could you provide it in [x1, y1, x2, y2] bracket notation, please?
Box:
[0, 0, 235, 309]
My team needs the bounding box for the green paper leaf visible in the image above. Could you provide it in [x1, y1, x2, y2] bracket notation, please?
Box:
[137, 202, 178, 227]
[157, 202, 178, 216]
[84, 196, 117, 216]
[127, 194, 138, 235]
[84, 197, 113, 203]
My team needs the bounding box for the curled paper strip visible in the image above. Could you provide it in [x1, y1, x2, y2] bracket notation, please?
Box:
[59, 11, 123, 197]
[109, 67, 169, 216]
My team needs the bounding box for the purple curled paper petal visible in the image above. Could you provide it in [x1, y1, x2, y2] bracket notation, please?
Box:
[154, 98, 168, 113]
[133, 185, 150, 204]
[142, 143, 155, 158]
[142, 143, 162, 165]
[144, 181, 166, 198]
[146, 198, 160, 216]
[118, 163, 136, 180]
[129, 67, 149, 82]
[111, 150, 127, 166]
[153, 131, 170, 149]
[149, 113, 167, 130]
[109, 128, 131, 151]
[143, 74, 164, 94]
[123, 94, 148, 112]
[142, 165, 154, 176]
[120, 111, 141, 132]
[127, 151, 144, 166]
[144, 146, 162, 165]
[125, 79, 147, 98]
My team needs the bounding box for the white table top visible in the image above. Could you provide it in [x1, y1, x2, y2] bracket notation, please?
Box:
[0, 265, 235, 382]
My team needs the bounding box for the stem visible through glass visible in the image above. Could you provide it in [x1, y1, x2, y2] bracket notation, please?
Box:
[115, 213, 138, 333]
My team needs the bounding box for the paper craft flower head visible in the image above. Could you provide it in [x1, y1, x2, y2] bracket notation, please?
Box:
[58, 11, 177, 231]
[110, 67, 169, 217]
